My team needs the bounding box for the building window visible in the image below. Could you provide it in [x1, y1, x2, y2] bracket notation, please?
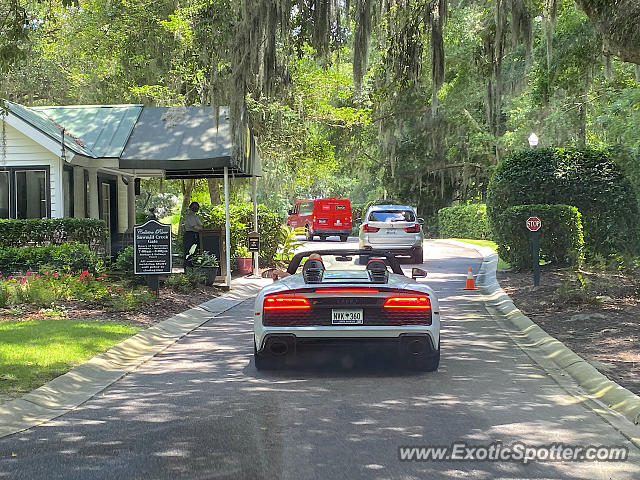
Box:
[0, 171, 9, 219]
[15, 170, 47, 219]
[63, 167, 74, 218]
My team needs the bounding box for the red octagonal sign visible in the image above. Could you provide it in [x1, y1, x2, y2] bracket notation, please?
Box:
[526, 216, 542, 232]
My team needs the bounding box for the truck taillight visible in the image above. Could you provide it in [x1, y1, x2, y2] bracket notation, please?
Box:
[362, 224, 380, 233]
[403, 224, 421, 233]
[383, 296, 431, 310]
[263, 296, 311, 310]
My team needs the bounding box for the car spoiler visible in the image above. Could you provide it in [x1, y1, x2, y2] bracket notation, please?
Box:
[287, 249, 404, 276]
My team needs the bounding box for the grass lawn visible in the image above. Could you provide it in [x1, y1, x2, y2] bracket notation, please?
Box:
[0, 319, 140, 397]
[449, 238, 511, 270]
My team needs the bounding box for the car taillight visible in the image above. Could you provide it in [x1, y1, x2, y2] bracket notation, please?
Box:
[315, 288, 379, 293]
[403, 224, 421, 233]
[263, 296, 311, 310]
[362, 224, 380, 233]
[383, 295, 431, 310]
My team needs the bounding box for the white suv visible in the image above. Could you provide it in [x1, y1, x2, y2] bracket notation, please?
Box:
[358, 205, 424, 263]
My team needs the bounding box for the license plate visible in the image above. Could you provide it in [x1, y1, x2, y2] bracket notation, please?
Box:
[332, 309, 363, 324]
[385, 229, 397, 235]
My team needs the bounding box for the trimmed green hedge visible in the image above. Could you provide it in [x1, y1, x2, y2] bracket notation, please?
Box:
[493, 204, 584, 270]
[487, 148, 639, 257]
[0, 218, 108, 251]
[200, 203, 283, 267]
[438, 204, 491, 240]
[0, 243, 102, 275]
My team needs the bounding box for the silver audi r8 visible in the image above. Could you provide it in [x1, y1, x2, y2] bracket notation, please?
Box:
[253, 250, 440, 371]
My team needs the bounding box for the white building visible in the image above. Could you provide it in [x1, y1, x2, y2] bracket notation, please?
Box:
[1, 101, 260, 263]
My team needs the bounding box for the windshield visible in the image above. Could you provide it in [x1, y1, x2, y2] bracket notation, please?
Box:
[293, 254, 383, 274]
[368, 209, 416, 222]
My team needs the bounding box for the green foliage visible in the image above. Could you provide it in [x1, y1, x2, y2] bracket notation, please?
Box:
[492, 204, 584, 271]
[235, 245, 250, 258]
[0, 219, 107, 251]
[199, 202, 282, 266]
[437, 204, 491, 240]
[487, 148, 639, 258]
[163, 273, 197, 293]
[113, 246, 135, 275]
[0, 243, 102, 275]
[277, 226, 304, 263]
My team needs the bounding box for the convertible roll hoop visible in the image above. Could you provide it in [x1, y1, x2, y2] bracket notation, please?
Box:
[287, 249, 405, 275]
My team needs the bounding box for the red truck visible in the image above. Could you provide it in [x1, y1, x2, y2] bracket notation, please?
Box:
[287, 198, 353, 241]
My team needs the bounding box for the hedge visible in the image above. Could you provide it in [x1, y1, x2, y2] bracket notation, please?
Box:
[437, 204, 491, 240]
[0, 218, 108, 251]
[0, 243, 102, 275]
[486, 147, 639, 257]
[199, 203, 283, 267]
[493, 204, 584, 270]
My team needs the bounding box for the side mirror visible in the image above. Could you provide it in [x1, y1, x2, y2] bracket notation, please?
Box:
[417, 218, 425, 225]
[411, 267, 427, 280]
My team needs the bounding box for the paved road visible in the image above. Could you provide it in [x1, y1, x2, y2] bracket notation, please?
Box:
[0, 239, 638, 479]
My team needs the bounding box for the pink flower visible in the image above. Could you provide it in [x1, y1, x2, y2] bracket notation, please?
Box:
[44, 272, 49, 276]
[35, 274, 41, 278]
[53, 272, 59, 278]
[26, 271, 32, 276]
[19, 278, 27, 284]
[107, 288, 113, 293]
[7, 276, 13, 280]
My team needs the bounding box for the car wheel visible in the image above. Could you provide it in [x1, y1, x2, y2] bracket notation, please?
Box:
[412, 246, 424, 264]
[305, 225, 314, 241]
[319, 235, 327, 241]
[340, 235, 349, 242]
[254, 340, 276, 370]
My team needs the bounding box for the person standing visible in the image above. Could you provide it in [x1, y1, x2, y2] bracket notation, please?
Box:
[182, 201, 203, 266]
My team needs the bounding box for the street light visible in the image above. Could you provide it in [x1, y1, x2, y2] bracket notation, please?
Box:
[528, 132, 539, 148]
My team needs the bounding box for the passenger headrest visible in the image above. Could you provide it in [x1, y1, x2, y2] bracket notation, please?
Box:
[366, 258, 388, 283]
[303, 258, 324, 283]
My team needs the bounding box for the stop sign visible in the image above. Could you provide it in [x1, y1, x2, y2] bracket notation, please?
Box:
[526, 216, 542, 232]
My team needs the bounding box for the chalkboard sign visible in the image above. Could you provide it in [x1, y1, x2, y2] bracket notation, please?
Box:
[134, 220, 172, 275]
[248, 231, 260, 252]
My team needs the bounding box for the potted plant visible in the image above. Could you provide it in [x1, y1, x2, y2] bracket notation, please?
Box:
[186, 245, 220, 285]
[235, 245, 253, 275]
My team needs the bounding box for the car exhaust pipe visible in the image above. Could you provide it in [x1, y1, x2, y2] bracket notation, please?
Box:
[408, 339, 426, 355]
[268, 341, 289, 356]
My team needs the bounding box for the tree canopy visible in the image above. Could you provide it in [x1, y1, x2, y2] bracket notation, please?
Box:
[1, 0, 639, 217]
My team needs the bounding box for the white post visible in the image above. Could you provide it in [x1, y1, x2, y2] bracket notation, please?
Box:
[127, 177, 136, 231]
[87, 167, 99, 219]
[72, 167, 85, 218]
[252, 175, 259, 276]
[117, 175, 128, 233]
[224, 167, 231, 287]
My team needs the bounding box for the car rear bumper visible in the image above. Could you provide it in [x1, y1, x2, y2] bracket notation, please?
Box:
[313, 228, 352, 235]
[360, 244, 422, 255]
[255, 325, 439, 351]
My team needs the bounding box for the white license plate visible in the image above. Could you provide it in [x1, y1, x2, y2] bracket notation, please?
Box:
[332, 309, 363, 324]
[385, 229, 397, 235]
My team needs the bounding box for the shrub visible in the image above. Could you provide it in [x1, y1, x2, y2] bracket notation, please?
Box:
[163, 274, 197, 293]
[199, 203, 282, 266]
[486, 147, 640, 257]
[0, 243, 102, 275]
[0, 218, 107, 251]
[493, 204, 584, 270]
[437, 204, 491, 240]
[113, 246, 135, 275]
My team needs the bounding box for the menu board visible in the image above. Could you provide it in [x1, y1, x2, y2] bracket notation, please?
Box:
[134, 220, 172, 274]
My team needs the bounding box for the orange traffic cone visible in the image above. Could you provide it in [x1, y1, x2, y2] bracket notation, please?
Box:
[464, 267, 478, 290]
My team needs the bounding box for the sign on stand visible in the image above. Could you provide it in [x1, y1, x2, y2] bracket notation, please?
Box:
[526, 216, 542, 286]
[134, 220, 172, 294]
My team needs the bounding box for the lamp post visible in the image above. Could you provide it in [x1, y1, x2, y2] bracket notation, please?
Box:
[528, 132, 539, 148]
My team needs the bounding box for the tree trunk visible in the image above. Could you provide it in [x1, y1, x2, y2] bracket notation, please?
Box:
[207, 178, 221, 205]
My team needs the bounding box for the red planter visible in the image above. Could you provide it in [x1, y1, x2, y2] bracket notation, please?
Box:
[236, 257, 253, 275]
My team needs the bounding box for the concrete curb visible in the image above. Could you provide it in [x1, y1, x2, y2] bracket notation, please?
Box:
[0, 277, 270, 439]
[442, 240, 640, 429]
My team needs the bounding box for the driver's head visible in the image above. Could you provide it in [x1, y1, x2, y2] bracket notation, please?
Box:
[308, 253, 323, 263]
